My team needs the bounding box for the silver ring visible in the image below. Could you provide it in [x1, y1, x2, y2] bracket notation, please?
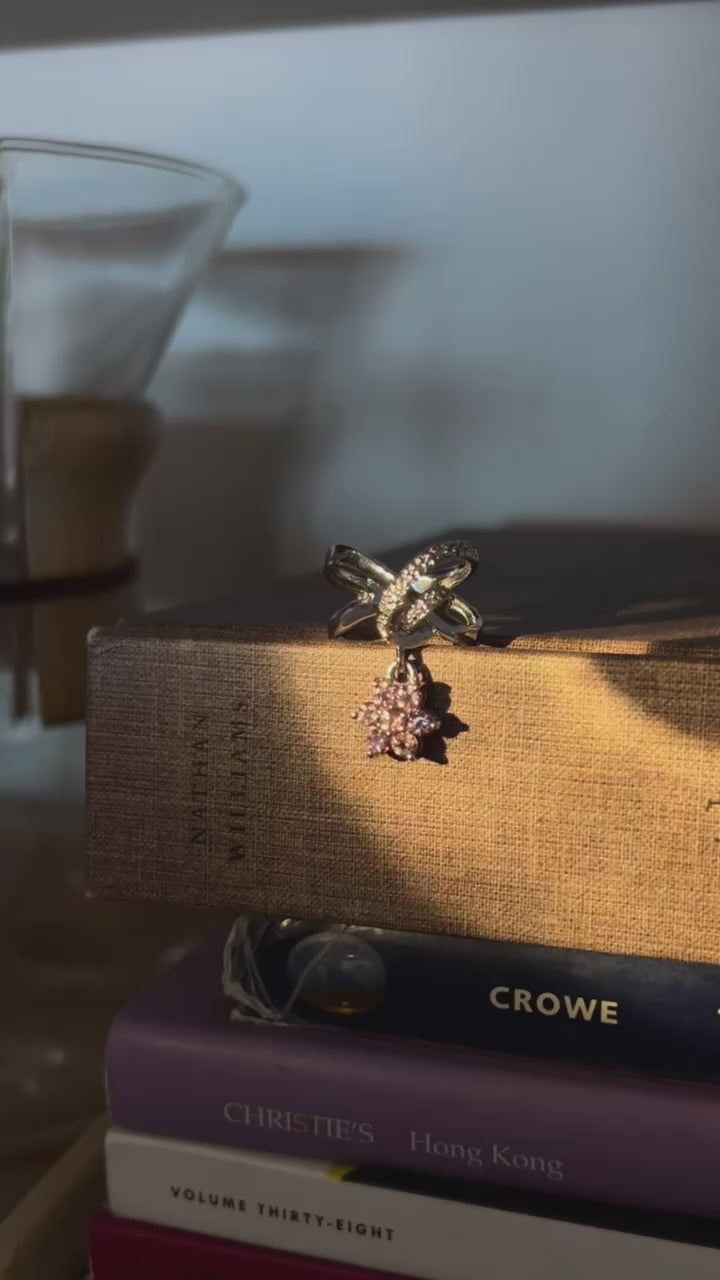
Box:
[325, 540, 481, 648]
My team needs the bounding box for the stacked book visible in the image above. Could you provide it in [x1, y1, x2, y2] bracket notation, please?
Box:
[88, 919, 720, 1279]
[85, 533, 720, 1278]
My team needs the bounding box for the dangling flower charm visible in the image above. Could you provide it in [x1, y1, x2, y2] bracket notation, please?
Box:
[353, 655, 440, 761]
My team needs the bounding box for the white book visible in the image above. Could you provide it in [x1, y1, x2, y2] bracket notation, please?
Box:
[106, 1129, 720, 1280]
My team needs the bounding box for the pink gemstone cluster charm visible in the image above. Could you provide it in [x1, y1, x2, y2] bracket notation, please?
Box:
[352, 659, 440, 761]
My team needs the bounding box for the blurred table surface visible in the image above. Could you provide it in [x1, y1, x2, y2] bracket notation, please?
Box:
[0, 1118, 105, 1280]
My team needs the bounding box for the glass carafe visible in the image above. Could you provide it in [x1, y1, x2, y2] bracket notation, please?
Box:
[0, 137, 244, 583]
[0, 138, 244, 1162]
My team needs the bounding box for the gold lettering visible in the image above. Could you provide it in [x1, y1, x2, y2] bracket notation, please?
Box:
[563, 995, 598, 1021]
[536, 992, 561, 1016]
[513, 989, 533, 1013]
[490, 986, 510, 1010]
[600, 1000, 618, 1025]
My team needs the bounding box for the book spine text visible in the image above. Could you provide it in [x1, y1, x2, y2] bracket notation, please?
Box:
[104, 1132, 720, 1280]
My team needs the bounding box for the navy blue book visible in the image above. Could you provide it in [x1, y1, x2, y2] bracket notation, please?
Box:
[225, 917, 720, 1079]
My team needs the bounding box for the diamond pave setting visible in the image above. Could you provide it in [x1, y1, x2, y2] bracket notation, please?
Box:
[376, 540, 479, 644]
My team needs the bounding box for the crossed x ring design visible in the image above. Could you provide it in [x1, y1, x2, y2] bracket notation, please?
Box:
[325, 540, 481, 651]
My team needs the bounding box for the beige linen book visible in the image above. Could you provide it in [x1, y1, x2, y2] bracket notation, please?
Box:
[87, 526, 720, 964]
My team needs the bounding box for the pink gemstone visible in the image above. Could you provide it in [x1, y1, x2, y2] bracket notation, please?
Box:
[390, 732, 419, 760]
[354, 703, 376, 726]
[413, 711, 440, 737]
[367, 730, 388, 757]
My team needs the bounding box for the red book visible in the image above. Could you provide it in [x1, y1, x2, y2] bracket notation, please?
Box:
[88, 1211, 396, 1280]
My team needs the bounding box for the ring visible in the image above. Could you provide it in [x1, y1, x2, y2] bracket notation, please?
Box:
[376, 541, 478, 641]
[325, 540, 481, 648]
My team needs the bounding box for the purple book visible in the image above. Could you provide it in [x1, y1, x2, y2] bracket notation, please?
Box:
[107, 935, 720, 1218]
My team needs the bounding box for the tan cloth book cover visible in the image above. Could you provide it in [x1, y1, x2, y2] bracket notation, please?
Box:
[86, 526, 720, 963]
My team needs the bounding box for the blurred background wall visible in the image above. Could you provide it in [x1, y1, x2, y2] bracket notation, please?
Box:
[0, 2, 718, 606]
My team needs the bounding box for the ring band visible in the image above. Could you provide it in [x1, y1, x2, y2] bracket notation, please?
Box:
[376, 541, 479, 642]
[325, 540, 480, 648]
[324, 545, 394, 600]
